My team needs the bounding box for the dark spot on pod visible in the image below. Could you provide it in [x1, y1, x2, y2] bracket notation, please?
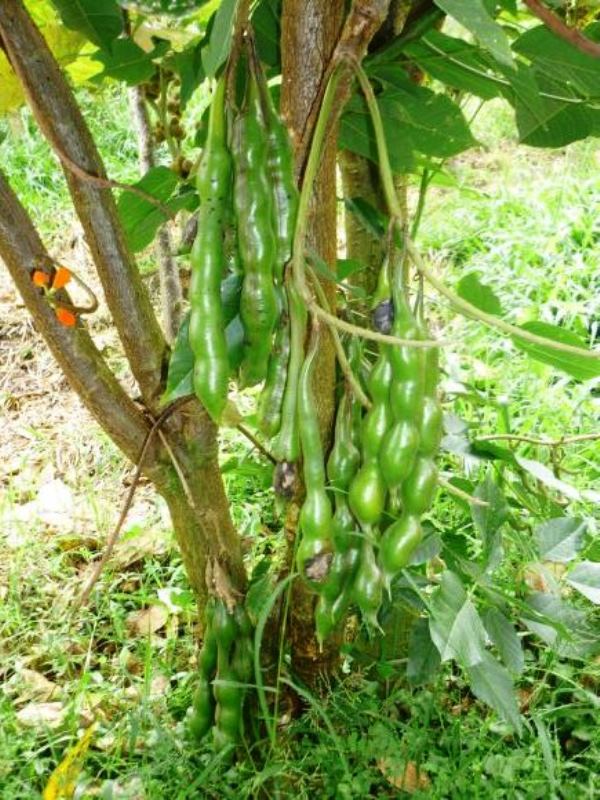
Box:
[372, 299, 394, 334]
[273, 461, 296, 498]
[305, 552, 333, 583]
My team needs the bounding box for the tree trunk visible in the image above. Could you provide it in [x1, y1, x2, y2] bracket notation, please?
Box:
[340, 149, 384, 305]
[0, 1, 246, 618]
[280, 0, 345, 683]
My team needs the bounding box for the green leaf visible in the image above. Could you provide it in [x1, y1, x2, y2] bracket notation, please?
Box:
[516, 457, 600, 504]
[404, 30, 502, 100]
[429, 571, 488, 667]
[472, 473, 508, 568]
[407, 617, 441, 684]
[162, 312, 193, 404]
[466, 652, 522, 733]
[245, 569, 276, 627]
[434, 0, 514, 68]
[93, 38, 165, 85]
[521, 591, 594, 658]
[457, 272, 503, 316]
[343, 197, 386, 239]
[534, 517, 586, 563]
[512, 321, 600, 381]
[483, 607, 524, 675]
[168, 41, 205, 107]
[252, 0, 281, 68]
[119, 0, 210, 15]
[117, 166, 197, 252]
[201, 0, 237, 78]
[566, 561, 600, 605]
[337, 258, 364, 282]
[513, 24, 600, 98]
[339, 95, 415, 174]
[50, 0, 123, 51]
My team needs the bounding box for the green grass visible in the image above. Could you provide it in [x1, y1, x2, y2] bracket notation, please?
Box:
[1, 86, 600, 798]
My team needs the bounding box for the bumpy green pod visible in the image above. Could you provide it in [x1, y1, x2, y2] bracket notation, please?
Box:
[189, 677, 214, 740]
[360, 402, 392, 460]
[258, 66, 298, 282]
[257, 290, 290, 438]
[401, 455, 438, 515]
[420, 395, 443, 456]
[332, 498, 358, 553]
[232, 75, 279, 387]
[379, 419, 419, 489]
[297, 329, 333, 586]
[189, 77, 231, 422]
[349, 462, 386, 527]
[367, 351, 393, 404]
[352, 539, 383, 630]
[327, 394, 360, 492]
[378, 513, 422, 587]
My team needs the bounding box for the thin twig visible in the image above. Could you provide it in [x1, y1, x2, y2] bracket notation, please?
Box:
[439, 476, 489, 507]
[476, 432, 600, 448]
[306, 265, 371, 408]
[75, 397, 192, 609]
[237, 424, 277, 464]
[52, 145, 176, 220]
[523, 0, 600, 59]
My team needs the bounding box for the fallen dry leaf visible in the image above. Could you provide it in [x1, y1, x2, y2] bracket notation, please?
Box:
[377, 759, 431, 794]
[148, 674, 170, 699]
[15, 668, 61, 703]
[16, 701, 65, 729]
[127, 605, 168, 636]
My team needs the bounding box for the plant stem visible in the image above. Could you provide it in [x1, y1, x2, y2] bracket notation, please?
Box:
[477, 432, 600, 447]
[291, 65, 343, 300]
[409, 243, 600, 361]
[309, 302, 447, 348]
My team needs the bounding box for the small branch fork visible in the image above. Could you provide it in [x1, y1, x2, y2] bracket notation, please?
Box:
[523, 0, 600, 59]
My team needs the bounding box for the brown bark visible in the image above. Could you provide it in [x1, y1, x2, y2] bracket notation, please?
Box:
[0, 0, 167, 404]
[0, 2, 246, 609]
[0, 166, 245, 606]
[339, 149, 384, 303]
[129, 86, 184, 342]
[281, 0, 345, 683]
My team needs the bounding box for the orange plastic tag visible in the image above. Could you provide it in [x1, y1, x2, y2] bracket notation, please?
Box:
[52, 267, 72, 290]
[32, 270, 51, 287]
[55, 307, 77, 327]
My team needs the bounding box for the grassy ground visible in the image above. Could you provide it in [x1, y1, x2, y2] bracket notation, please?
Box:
[1, 90, 599, 799]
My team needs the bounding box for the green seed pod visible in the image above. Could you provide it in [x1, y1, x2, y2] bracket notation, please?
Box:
[348, 462, 386, 527]
[379, 419, 419, 489]
[378, 513, 422, 587]
[401, 456, 438, 516]
[352, 539, 383, 630]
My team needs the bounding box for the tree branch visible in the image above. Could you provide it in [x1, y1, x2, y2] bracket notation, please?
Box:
[0, 0, 167, 403]
[523, 0, 600, 59]
[0, 169, 154, 468]
[295, 0, 392, 175]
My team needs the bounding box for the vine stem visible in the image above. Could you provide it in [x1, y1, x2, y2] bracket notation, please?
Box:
[353, 62, 600, 363]
[438, 476, 489, 507]
[477, 432, 600, 448]
[408, 243, 600, 361]
[310, 302, 448, 348]
[291, 65, 343, 300]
